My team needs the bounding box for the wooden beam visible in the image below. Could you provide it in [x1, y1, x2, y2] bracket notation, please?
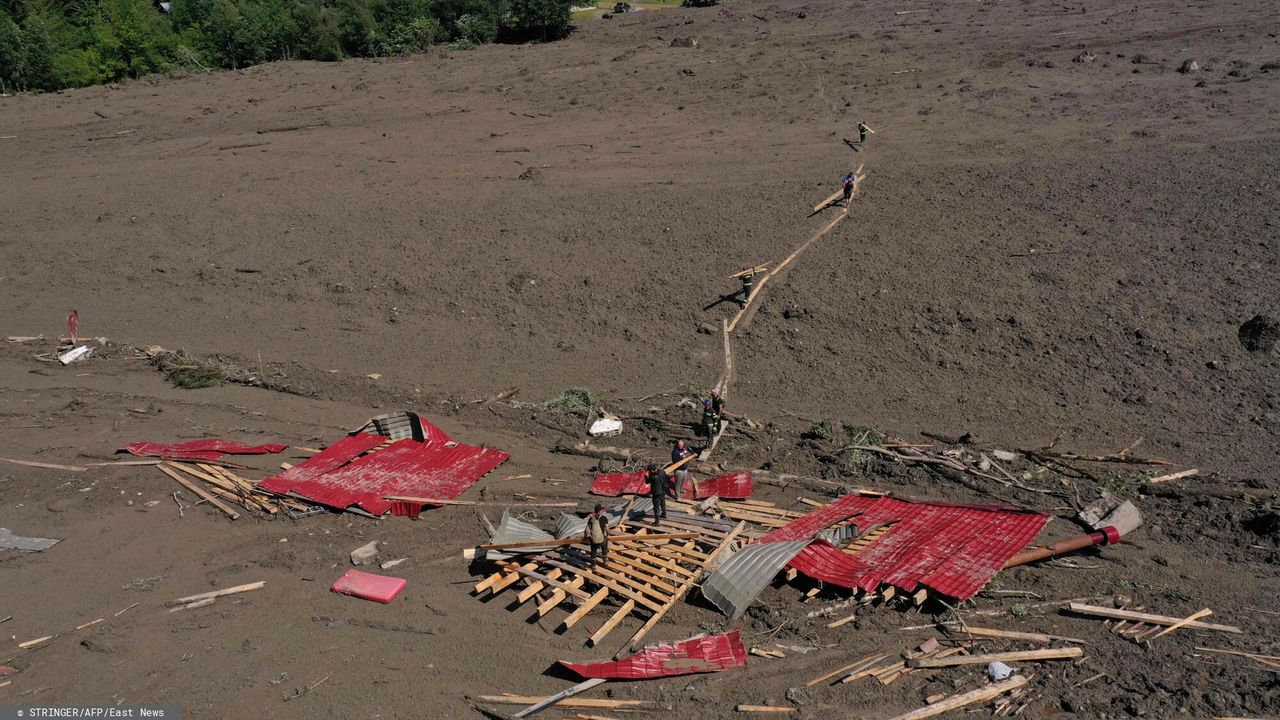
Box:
[907, 647, 1083, 668]
[511, 678, 607, 718]
[511, 566, 593, 601]
[736, 706, 793, 713]
[0, 456, 87, 472]
[588, 599, 636, 647]
[944, 624, 1086, 645]
[1063, 603, 1242, 634]
[168, 581, 265, 606]
[477, 696, 643, 709]
[804, 650, 892, 687]
[560, 588, 610, 630]
[479, 533, 697, 551]
[1145, 608, 1213, 641]
[884, 675, 1028, 720]
[516, 568, 563, 603]
[157, 465, 240, 520]
[536, 577, 584, 616]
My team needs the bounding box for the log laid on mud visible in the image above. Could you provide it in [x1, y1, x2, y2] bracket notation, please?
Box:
[1062, 603, 1242, 634]
[906, 646, 1082, 668]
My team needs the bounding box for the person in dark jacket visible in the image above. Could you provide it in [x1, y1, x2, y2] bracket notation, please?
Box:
[841, 171, 858, 207]
[646, 464, 674, 521]
[582, 503, 610, 568]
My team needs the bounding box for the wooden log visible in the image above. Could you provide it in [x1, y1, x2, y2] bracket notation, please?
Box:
[736, 706, 793, 713]
[944, 625, 1086, 645]
[167, 581, 265, 606]
[18, 635, 53, 649]
[885, 675, 1028, 720]
[512, 678, 607, 718]
[804, 650, 892, 686]
[1063, 603, 1242, 633]
[1148, 469, 1198, 483]
[169, 597, 216, 612]
[516, 568, 563, 603]
[157, 465, 240, 520]
[907, 647, 1082, 668]
[479, 533, 696, 551]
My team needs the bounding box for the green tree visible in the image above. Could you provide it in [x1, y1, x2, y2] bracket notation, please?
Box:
[92, 0, 178, 78]
[500, 0, 571, 41]
[0, 10, 26, 91]
[19, 9, 58, 88]
[335, 0, 378, 55]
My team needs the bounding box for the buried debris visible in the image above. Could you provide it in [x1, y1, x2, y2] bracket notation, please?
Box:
[0, 528, 62, 552]
[560, 630, 746, 679]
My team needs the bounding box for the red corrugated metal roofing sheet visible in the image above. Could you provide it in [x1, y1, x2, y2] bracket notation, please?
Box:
[257, 424, 508, 516]
[777, 495, 1049, 601]
[559, 630, 747, 679]
[590, 472, 752, 499]
[258, 433, 383, 492]
[123, 440, 288, 461]
[331, 569, 407, 603]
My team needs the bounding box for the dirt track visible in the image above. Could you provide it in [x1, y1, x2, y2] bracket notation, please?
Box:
[1, 0, 1277, 717]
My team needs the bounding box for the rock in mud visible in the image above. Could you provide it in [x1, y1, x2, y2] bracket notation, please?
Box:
[1178, 59, 1200, 73]
[1238, 314, 1278, 352]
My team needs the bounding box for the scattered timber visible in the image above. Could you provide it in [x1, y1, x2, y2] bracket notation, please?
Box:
[1062, 604, 1242, 634]
[511, 678, 606, 718]
[167, 581, 265, 607]
[885, 676, 1028, 720]
[942, 624, 1086, 644]
[478, 533, 697, 551]
[0, 457, 88, 472]
[907, 647, 1082, 668]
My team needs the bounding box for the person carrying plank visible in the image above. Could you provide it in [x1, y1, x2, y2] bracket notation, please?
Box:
[858, 122, 874, 144]
[702, 391, 725, 440]
[646, 464, 674, 521]
[582, 503, 610, 568]
[738, 266, 760, 307]
[671, 439, 695, 497]
[841, 171, 859, 207]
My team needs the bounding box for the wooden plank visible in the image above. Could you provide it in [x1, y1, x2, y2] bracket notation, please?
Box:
[624, 530, 741, 651]
[804, 650, 892, 687]
[1064, 603, 1242, 633]
[560, 588, 610, 629]
[491, 563, 539, 595]
[168, 581, 265, 606]
[536, 577, 585, 616]
[885, 676, 1028, 720]
[511, 566, 593, 601]
[1146, 608, 1214, 640]
[736, 706, 793, 713]
[826, 613, 858, 629]
[944, 625, 1086, 645]
[157, 465, 240, 520]
[475, 568, 512, 594]
[512, 678, 607, 718]
[478, 695, 643, 709]
[588, 599, 636, 647]
[587, 564, 676, 605]
[0, 456, 87, 472]
[480, 533, 697, 551]
[907, 647, 1083, 668]
[516, 568, 563, 603]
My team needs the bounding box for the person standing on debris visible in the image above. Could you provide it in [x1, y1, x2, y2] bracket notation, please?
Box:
[646, 463, 673, 522]
[582, 503, 610, 568]
[671, 439, 695, 497]
[841, 171, 858, 207]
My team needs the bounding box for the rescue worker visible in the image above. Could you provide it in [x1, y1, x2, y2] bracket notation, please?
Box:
[858, 122, 870, 144]
[702, 398, 719, 440]
[671, 439, 695, 497]
[841, 171, 858, 207]
[738, 267, 759, 307]
[582, 503, 610, 568]
[646, 463, 673, 521]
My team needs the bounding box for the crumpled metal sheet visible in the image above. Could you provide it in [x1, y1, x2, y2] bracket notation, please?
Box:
[487, 510, 558, 560]
[555, 498, 652, 539]
[590, 472, 753, 499]
[782, 495, 1049, 600]
[123, 439, 288, 462]
[257, 417, 509, 516]
[0, 528, 60, 552]
[350, 411, 451, 444]
[560, 629, 747, 679]
[700, 540, 810, 619]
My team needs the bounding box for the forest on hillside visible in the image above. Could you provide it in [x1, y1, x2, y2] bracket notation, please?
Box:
[0, 0, 574, 92]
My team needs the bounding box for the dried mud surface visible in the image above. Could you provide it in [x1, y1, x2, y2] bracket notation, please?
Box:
[1, 0, 1277, 718]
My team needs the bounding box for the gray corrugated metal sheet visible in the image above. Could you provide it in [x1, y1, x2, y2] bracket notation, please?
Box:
[816, 523, 859, 547]
[700, 540, 810, 619]
[488, 510, 557, 560]
[0, 527, 60, 552]
[555, 499, 651, 539]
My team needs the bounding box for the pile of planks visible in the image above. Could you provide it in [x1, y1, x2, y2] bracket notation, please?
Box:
[473, 512, 745, 651]
[156, 461, 314, 519]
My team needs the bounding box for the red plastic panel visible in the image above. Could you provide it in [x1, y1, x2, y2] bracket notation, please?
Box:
[258, 426, 508, 516]
[590, 472, 752, 500]
[778, 495, 1049, 601]
[123, 440, 288, 461]
[560, 630, 747, 679]
[331, 569, 407, 603]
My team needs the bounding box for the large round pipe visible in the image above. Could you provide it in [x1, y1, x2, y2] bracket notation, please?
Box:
[1002, 526, 1121, 569]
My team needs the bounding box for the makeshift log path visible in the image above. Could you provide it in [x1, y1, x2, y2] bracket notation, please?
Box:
[704, 170, 865, 461]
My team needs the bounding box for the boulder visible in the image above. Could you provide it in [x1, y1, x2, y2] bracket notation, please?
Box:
[1239, 314, 1279, 352]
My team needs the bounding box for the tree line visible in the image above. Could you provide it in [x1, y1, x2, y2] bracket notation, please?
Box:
[0, 0, 575, 92]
